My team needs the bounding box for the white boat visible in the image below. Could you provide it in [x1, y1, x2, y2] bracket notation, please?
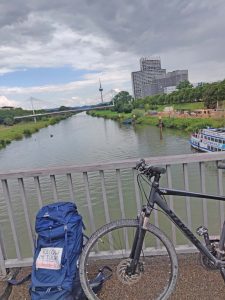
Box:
[190, 128, 225, 152]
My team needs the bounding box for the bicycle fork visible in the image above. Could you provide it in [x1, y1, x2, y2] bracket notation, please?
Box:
[126, 208, 151, 276]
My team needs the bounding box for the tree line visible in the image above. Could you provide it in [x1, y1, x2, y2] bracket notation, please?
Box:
[112, 79, 225, 113]
[0, 108, 37, 125]
[0, 108, 51, 125]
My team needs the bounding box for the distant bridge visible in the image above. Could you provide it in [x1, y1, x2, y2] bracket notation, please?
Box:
[14, 105, 114, 120]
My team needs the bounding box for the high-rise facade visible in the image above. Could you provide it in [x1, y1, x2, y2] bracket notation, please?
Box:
[131, 57, 188, 99]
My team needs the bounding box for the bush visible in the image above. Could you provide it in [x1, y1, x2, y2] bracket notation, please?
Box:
[131, 109, 144, 118]
[0, 139, 6, 147]
[23, 129, 32, 136]
[14, 133, 23, 140]
[4, 117, 14, 126]
[123, 104, 133, 113]
[49, 118, 58, 125]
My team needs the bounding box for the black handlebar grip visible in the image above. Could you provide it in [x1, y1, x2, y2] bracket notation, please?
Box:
[150, 166, 166, 174]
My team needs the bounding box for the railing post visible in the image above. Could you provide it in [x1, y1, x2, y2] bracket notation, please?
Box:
[200, 162, 208, 228]
[217, 161, 224, 229]
[183, 163, 192, 247]
[1, 179, 22, 260]
[166, 165, 177, 246]
[0, 229, 6, 277]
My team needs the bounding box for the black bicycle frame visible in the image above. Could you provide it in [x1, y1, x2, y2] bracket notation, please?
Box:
[149, 185, 225, 268]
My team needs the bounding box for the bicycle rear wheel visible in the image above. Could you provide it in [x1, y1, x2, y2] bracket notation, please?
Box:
[79, 219, 178, 300]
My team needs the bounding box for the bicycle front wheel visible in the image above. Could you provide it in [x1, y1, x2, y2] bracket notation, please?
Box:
[79, 219, 178, 300]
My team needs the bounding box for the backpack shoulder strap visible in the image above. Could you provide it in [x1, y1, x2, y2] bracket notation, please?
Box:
[8, 273, 31, 285]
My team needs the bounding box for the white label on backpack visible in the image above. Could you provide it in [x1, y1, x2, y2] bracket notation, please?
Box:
[36, 247, 63, 270]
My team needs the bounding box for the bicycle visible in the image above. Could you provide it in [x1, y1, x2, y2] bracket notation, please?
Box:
[79, 159, 225, 300]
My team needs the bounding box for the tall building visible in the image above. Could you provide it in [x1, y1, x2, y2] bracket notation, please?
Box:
[131, 57, 188, 99]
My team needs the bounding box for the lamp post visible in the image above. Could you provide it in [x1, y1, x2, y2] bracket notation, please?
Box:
[158, 116, 163, 140]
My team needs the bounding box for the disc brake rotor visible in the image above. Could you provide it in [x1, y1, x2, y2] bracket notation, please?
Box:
[116, 258, 143, 285]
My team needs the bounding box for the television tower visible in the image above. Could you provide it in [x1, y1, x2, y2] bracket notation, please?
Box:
[99, 79, 103, 103]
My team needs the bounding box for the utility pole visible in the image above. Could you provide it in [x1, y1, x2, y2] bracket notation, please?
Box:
[158, 116, 163, 140]
[99, 79, 103, 103]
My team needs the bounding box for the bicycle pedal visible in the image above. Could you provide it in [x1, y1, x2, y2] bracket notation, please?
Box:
[196, 226, 208, 236]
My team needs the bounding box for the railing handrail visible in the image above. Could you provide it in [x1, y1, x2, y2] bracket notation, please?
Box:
[0, 152, 225, 272]
[0, 152, 224, 180]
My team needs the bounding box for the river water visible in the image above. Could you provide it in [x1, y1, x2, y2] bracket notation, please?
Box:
[0, 112, 192, 171]
[0, 113, 224, 258]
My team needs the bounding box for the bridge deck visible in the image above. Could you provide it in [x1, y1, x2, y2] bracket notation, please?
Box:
[1, 254, 225, 299]
[13, 105, 114, 119]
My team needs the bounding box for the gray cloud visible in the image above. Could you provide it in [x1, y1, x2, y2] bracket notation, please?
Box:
[0, 0, 225, 106]
[1, 1, 225, 60]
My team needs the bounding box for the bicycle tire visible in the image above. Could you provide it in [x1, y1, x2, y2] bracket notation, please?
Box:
[79, 219, 178, 300]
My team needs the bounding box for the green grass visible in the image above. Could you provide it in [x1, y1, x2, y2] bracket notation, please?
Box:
[87, 110, 132, 120]
[137, 116, 225, 131]
[156, 102, 205, 112]
[0, 116, 68, 149]
[88, 109, 225, 132]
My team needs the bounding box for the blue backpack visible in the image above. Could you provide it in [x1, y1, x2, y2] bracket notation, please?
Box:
[8, 201, 112, 299]
[31, 201, 84, 299]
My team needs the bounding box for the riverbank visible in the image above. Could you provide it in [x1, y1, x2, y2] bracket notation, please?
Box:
[87, 110, 225, 132]
[0, 115, 70, 149]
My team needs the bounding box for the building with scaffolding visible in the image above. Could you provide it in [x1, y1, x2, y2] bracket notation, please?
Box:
[131, 57, 188, 99]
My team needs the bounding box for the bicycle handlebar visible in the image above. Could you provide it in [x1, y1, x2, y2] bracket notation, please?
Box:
[136, 159, 225, 177]
[136, 159, 166, 176]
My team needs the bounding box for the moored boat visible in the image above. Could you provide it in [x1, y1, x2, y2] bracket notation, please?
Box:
[122, 118, 133, 124]
[190, 128, 225, 152]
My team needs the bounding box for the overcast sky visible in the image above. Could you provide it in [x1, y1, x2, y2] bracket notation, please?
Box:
[0, 0, 225, 109]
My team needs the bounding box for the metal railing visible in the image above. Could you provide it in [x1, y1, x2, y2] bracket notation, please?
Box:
[0, 152, 224, 275]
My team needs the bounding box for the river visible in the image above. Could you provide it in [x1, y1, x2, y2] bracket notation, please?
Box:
[0, 112, 192, 171]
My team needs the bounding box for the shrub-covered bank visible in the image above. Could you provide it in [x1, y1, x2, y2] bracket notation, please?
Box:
[87, 110, 132, 120]
[0, 115, 69, 149]
[87, 110, 225, 132]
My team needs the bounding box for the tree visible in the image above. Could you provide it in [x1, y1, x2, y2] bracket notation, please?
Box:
[215, 82, 225, 108]
[144, 103, 150, 112]
[176, 80, 193, 90]
[112, 91, 133, 113]
[202, 84, 218, 108]
[59, 106, 70, 111]
[3, 117, 14, 126]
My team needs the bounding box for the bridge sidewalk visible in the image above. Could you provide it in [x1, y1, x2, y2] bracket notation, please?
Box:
[0, 254, 225, 299]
